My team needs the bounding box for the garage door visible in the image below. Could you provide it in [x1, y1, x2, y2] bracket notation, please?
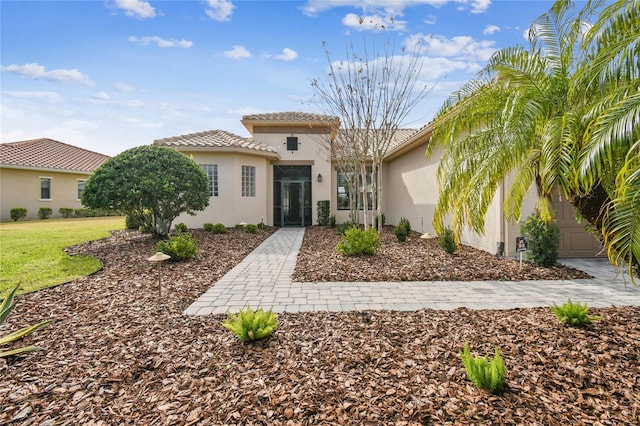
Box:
[553, 197, 603, 258]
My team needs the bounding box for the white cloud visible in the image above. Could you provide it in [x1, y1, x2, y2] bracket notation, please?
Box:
[128, 36, 193, 48]
[470, 0, 491, 14]
[273, 48, 298, 61]
[405, 34, 497, 61]
[424, 14, 437, 25]
[113, 0, 155, 19]
[114, 82, 137, 92]
[483, 24, 500, 35]
[206, 0, 234, 22]
[2, 90, 63, 103]
[0, 63, 95, 86]
[342, 13, 406, 31]
[224, 45, 251, 59]
[93, 91, 110, 101]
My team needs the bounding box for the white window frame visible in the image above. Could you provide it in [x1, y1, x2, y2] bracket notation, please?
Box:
[201, 164, 218, 197]
[242, 165, 255, 197]
[77, 179, 86, 201]
[40, 176, 52, 201]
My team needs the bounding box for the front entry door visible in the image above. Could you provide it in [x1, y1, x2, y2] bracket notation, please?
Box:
[273, 165, 312, 227]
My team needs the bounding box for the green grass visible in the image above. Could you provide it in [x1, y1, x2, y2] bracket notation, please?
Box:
[0, 217, 125, 295]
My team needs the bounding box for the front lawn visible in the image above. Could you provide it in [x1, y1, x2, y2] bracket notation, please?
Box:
[0, 216, 125, 294]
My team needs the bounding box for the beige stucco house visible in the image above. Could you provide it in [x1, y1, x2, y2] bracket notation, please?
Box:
[156, 111, 601, 259]
[0, 138, 109, 221]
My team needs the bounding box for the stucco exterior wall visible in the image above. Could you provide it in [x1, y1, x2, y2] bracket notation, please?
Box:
[1, 167, 90, 221]
[253, 128, 333, 225]
[384, 143, 442, 235]
[172, 152, 271, 228]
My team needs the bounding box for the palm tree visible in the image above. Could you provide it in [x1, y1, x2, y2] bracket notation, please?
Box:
[427, 0, 639, 277]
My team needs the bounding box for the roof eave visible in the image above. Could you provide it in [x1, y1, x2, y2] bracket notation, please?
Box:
[167, 145, 281, 160]
[383, 123, 436, 161]
[0, 163, 96, 174]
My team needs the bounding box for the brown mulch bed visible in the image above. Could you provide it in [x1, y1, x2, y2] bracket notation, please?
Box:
[293, 226, 592, 282]
[2, 227, 638, 425]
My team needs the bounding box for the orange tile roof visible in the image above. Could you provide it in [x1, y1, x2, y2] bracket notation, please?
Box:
[242, 111, 339, 122]
[0, 138, 109, 172]
[154, 129, 278, 154]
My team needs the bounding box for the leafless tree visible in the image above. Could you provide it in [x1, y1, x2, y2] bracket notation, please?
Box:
[312, 38, 431, 230]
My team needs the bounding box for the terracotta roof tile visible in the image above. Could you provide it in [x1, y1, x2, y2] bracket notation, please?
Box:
[335, 128, 418, 154]
[154, 129, 278, 153]
[0, 138, 109, 172]
[242, 111, 339, 122]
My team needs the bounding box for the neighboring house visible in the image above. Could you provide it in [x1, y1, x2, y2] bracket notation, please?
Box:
[0, 138, 110, 221]
[155, 111, 601, 259]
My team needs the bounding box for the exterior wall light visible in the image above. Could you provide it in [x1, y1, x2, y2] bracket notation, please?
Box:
[317, 173, 323, 183]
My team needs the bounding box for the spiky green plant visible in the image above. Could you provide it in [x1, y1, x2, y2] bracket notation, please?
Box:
[551, 299, 601, 327]
[222, 306, 278, 342]
[1, 284, 52, 358]
[460, 343, 506, 394]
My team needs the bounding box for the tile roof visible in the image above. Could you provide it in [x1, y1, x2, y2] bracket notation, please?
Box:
[242, 111, 339, 123]
[334, 128, 419, 156]
[154, 129, 278, 154]
[0, 138, 109, 172]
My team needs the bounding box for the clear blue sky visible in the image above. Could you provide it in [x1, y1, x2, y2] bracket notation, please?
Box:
[1, 0, 563, 156]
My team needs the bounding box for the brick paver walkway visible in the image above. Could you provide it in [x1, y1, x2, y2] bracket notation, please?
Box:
[184, 228, 639, 315]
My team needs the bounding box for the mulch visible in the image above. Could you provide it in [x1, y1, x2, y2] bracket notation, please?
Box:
[1, 227, 638, 425]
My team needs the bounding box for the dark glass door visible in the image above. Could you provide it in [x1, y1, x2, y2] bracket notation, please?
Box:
[273, 165, 312, 227]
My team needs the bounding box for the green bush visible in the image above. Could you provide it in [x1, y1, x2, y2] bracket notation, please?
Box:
[438, 226, 457, 254]
[209, 223, 227, 234]
[1, 284, 52, 358]
[460, 342, 506, 394]
[394, 217, 411, 242]
[521, 211, 560, 267]
[174, 222, 188, 233]
[337, 227, 380, 256]
[10, 208, 27, 222]
[329, 215, 336, 227]
[222, 306, 278, 342]
[75, 208, 119, 218]
[58, 208, 74, 218]
[245, 224, 258, 234]
[551, 299, 601, 327]
[337, 220, 359, 236]
[374, 213, 386, 229]
[203, 223, 214, 232]
[257, 222, 266, 230]
[317, 200, 330, 226]
[156, 233, 198, 261]
[235, 223, 246, 230]
[38, 207, 52, 220]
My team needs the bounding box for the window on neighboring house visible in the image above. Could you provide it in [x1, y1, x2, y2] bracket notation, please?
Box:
[336, 168, 375, 211]
[286, 136, 299, 151]
[77, 180, 86, 200]
[242, 165, 256, 197]
[201, 164, 218, 197]
[40, 177, 52, 200]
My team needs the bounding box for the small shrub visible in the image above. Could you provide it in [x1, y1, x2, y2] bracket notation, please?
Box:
[460, 342, 506, 394]
[245, 224, 258, 234]
[222, 306, 278, 342]
[394, 216, 411, 242]
[329, 215, 336, 227]
[257, 222, 266, 230]
[1, 284, 52, 358]
[203, 223, 214, 232]
[58, 208, 74, 218]
[374, 213, 386, 229]
[317, 200, 330, 226]
[235, 223, 246, 230]
[10, 208, 27, 222]
[174, 222, 188, 233]
[438, 226, 457, 254]
[521, 211, 560, 267]
[337, 220, 359, 236]
[211, 223, 228, 234]
[156, 233, 198, 261]
[38, 207, 52, 220]
[337, 227, 380, 256]
[551, 299, 601, 327]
